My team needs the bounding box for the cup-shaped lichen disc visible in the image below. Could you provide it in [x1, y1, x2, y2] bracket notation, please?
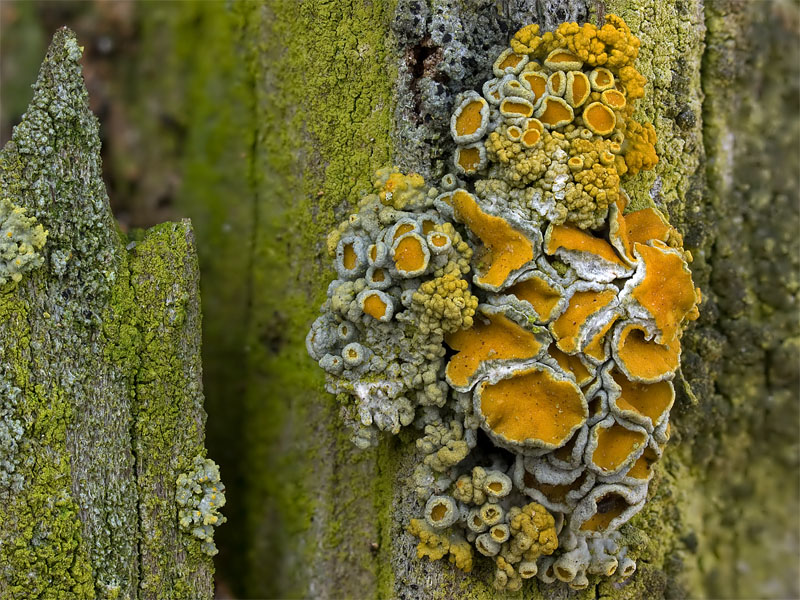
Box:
[445, 308, 545, 390]
[475, 364, 588, 450]
[630, 242, 699, 343]
[613, 322, 680, 383]
[450, 190, 535, 290]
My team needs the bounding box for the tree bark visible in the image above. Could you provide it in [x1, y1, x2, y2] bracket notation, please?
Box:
[0, 29, 215, 599]
[1, 2, 797, 599]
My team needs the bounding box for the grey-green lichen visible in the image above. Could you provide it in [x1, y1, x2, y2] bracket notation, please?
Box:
[306, 167, 475, 449]
[177, 455, 227, 556]
[0, 197, 47, 285]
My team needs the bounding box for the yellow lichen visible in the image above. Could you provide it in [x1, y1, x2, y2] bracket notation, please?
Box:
[477, 365, 587, 447]
[445, 311, 543, 389]
[374, 167, 428, 209]
[450, 190, 533, 288]
[407, 519, 474, 572]
[412, 272, 478, 335]
[621, 120, 658, 175]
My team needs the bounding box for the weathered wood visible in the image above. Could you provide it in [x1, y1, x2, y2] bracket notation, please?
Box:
[2, 2, 797, 599]
[0, 28, 215, 599]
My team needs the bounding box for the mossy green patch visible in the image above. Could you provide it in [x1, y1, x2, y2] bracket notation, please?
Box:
[133, 0, 399, 596]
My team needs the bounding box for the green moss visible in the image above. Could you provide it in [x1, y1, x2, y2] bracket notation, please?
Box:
[135, 0, 400, 596]
[0, 290, 95, 599]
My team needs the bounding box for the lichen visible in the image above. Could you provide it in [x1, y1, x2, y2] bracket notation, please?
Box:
[177, 455, 227, 556]
[308, 15, 700, 593]
[0, 197, 47, 286]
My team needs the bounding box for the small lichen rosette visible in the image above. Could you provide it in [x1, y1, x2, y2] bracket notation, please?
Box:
[176, 455, 227, 556]
[307, 168, 477, 449]
[308, 16, 699, 593]
[0, 197, 47, 286]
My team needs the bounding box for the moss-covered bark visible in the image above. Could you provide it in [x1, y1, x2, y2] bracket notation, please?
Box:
[2, 1, 797, 599]
[0, 29, 216, 600]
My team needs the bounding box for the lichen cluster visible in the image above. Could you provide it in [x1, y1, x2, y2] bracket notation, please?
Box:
[0, 196, 47, 286]
[176, 455, 227, 556]
[308, 16, 700, 592]
[307, 167, 476, 448]
[451, 15, 657, 230]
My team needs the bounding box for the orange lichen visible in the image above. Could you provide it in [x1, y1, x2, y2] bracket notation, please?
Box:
[545, 224, 628, 268]
[632, 242, 698, 342]
[393, 223, 415, 240]
[590, 68, 615, 90]
[455, 99, 487, 137]
[431, 503, 448, 522]
[551, 289, 617, 354]
[547, 71, 566, 96]
[478, 366, 586, 446]
[456, 146, 483, 174]
[611, 204, 672, 262]
[536, 96, 574, 128]
[544, 49, 583, 71]
[579, 493, 629, 532]
[444, 311, 543, 389]
[583, 102, 616, 135]
[526, 118, 544, 133]
[500, 98, 534, 118]
[393, 234, 427, 273]
[625, 209, 671, 245]
[590, 422, 647, 472]
[582, 315, 619, 362]
[552, 429, 582, 463]
[524, 467, 589, 505]
[363, 293, 389, 320]
[610, 369, 673, 425]
[565, 71, 590, 107]
[549, 344, 592, 386]
[521, 72, 548, 101]
[421, 218, 437, 235]
[521, 128, 541, 148]
[615, 324, 680, 381]
[371, 268, 385, 282]
[451, 190, 534, 288]
[430, 233, 449, 248]
[506, 274, 563, 322]
[601, 89, 626, 109]
[497, 50, 526, 71]
[627, 446, 660, 481]
[343, 243, 357, 270]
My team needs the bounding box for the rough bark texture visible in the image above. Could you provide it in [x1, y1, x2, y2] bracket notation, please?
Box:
[0, 29, 215, 599]
[1, 1, 797, 599]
